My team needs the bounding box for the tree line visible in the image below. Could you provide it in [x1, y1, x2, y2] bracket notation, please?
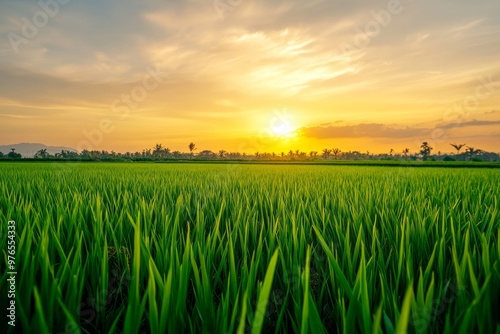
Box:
[1, 142, 498, 162]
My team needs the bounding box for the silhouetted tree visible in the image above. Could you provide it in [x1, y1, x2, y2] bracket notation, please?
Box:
[332, 148, 341, 159]
[450, 143, 465, 155]
[34, 149, 49, 159]
[7, 148, 22, 159]
[465, 146, 483, 160]
[420, 142, 433, 160]
[321, 148, 332, 159]
[153, 143, 163, 158]
[198, 150, 216, 159]
[54, 150, 78, 159]
[80, 150, 91, 159]
[188, 142, 197, 158]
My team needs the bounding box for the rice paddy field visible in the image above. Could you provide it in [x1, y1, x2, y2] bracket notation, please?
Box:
[1, 162, 499, 334]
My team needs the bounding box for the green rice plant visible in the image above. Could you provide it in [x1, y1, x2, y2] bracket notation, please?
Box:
[0, 162, 498, 333]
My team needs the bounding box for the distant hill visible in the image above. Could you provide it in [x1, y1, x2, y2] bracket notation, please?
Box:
[0, 143, 77, 158]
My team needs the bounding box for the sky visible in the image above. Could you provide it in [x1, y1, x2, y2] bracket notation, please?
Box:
[0, 0, 499, 154]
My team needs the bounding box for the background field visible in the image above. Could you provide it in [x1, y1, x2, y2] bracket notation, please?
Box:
[1, 163, 499, 333]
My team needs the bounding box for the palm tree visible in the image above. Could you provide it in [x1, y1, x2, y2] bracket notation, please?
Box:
[321, 148, 332, 159]
[142, 148, 152, 158]
[332, 148, 341, 158]
[34, 148, 49, 159]
[153, 143, 163, 158]
[162, 147, 171, 157]
[218, 150, 227, 158]
[80, 150, 91, 159]
[402, 148, 410, 159]
[58, 150, 69, 158]
[450, 143, 465, 155]
[465, 146, 483, 160]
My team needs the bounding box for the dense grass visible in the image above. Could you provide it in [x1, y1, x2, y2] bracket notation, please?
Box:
[1, 162, 499, 333]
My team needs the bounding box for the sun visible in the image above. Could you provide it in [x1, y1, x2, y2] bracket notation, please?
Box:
[271, 120, 296, 137]
[267, 108, 298, 138]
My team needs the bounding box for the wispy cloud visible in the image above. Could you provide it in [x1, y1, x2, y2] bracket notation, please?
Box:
[447, 18, 485, 34]
[436, 119, 500, 129]
[1, 0, 499, 152]
[300, 123, 429, 139]
[301, 119, 500, 139]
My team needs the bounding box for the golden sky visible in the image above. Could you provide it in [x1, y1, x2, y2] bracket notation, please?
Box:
[1, 0, 499, 154]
